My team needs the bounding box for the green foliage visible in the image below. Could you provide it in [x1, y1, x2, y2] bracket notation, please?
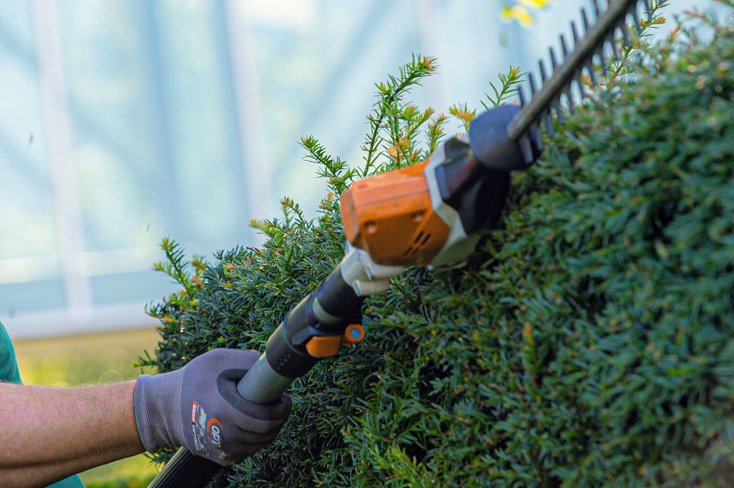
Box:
[482, 65, 523, 109]
[142, 6, 734, 486]
[604, 1, 670, 86]
[361, 54, 439, 175]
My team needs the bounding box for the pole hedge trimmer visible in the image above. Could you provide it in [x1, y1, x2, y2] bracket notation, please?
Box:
[150, 1, 658, 485]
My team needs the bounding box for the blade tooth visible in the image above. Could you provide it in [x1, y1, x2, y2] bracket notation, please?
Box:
[565, 88, 576, 112]
[632, 7, 643, 34]
[592, 0, 602, 18]
[620, 22, 631, 47]
[532, 124, 544, 153]
[581, 7, 591, 32]
[526, 125, 542, 156]
[560, 34, 570, 58]
[519, 135, 535, 166]
[607, 37, 621, 62]
[569, 86, 579, 110]
[529, 72, 539, 96]
[615, 24, 629, 54]
[578, 75, 588, 102]
[574, 76, 585, 100]
[597, 48, 609, 74]
[543, 111, 554, 137]
[555, 100, 565, 125]
[586, 62, 597, 88]
[549, 46, 559, 69]
[539, 59, 548, 83]
[518, 85, 527, 107]
[571, 20, 580, 45]
[643, 0, 652, 17]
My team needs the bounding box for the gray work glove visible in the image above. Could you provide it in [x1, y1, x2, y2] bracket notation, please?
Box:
[134, 348, 291, 465]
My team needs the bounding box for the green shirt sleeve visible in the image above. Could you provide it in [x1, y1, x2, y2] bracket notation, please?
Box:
[0, 321, 22, 384]
[0, 322, 85, 488]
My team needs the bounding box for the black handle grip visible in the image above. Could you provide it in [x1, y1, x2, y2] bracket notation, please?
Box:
[315, 263, 364, 317]
[148, 447, 223, 488]
[149, 258, 364, 488]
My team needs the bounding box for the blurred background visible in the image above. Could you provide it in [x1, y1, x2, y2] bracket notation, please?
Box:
[0, 0, 717, 485]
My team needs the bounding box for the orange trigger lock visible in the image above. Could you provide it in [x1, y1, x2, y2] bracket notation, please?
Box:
[305, 336, 341, 358]
[304, 324, 366, 358]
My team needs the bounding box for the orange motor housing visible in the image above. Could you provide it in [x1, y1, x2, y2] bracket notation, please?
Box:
[340, 160, 449, 266]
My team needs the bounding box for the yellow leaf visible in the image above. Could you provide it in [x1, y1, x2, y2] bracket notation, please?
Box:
[520, 0, 550, 9]
[501, 6, 534, 27]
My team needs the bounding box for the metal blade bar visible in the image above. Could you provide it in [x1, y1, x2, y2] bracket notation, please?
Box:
[507, 0, 639, 141]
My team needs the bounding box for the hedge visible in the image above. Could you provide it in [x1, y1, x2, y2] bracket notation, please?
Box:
[143, 4, 734, 486]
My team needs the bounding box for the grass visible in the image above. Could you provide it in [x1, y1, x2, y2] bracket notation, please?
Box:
[14, 327, 162, 488]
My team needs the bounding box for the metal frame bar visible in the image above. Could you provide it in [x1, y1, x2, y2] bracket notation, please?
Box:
[31, 0, 92, 325]
[223, 0, 273, 244]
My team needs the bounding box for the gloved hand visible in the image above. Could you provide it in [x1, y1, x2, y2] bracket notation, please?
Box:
[133, 348, 291, 465]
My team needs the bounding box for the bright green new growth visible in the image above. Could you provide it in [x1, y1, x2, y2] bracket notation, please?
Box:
[143, 5, 734, 486]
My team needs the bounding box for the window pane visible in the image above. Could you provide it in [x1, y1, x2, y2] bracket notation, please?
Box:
[0, 1, 63, 314]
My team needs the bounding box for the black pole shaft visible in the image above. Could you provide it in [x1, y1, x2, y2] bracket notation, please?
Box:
[148, 259, 364, 488]
[147, 448, 223, 488]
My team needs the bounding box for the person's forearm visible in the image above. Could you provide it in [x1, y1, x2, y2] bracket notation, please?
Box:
[0, 380, 144, 487]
